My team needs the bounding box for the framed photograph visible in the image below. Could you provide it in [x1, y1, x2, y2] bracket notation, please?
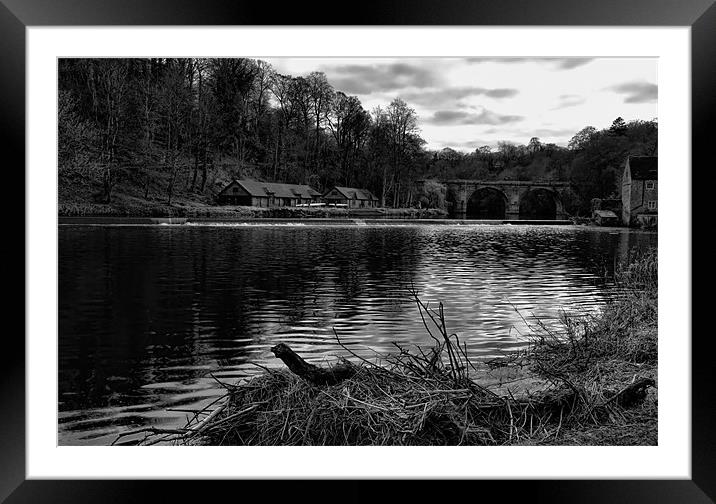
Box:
[6, 0, 711, 501]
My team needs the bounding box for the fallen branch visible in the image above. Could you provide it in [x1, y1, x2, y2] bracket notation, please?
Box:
[270, 342, 357, 386]
[602, 377, 656, 408]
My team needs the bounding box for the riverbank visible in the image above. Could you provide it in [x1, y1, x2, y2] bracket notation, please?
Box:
[58, 200, 448, 219]
[115, 249, 657, 447]
[59, 216, 575, 226]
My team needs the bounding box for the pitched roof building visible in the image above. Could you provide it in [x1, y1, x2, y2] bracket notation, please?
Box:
[217, 180, 321, 207]
[626, 156, 658, 180]
[621, 156, 657, 227]
[323, 186, 380, 208]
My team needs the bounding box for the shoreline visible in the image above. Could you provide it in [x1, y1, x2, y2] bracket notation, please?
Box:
[115, 250, 658, 447]
[58, 201, 448, 218]
[58, 216, 576, 226]
[57, 203, 654, 230]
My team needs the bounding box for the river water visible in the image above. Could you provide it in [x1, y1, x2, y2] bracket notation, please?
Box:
[58, 222, 656, 445]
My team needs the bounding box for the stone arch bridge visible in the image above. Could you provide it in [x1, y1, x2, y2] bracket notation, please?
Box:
[419, 179, 572, 220]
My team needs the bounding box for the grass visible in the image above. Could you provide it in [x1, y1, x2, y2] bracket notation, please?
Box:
[522, 248, 658, 445]
[115, 248, 657, 447]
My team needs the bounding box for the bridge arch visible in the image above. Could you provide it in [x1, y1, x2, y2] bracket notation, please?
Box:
[445, 187, 460, 216]
[467, 186, 508, 219]
[518, 188, 563, 220]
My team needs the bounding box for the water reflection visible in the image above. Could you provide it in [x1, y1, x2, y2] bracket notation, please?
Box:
[58, 224, 656, 444]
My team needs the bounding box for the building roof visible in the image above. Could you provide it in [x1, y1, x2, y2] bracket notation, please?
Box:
[627, 156, 658, 180]
[594, 210, 618, 219]
[223, 180, 321, 199]
[325, 186, 379, 201]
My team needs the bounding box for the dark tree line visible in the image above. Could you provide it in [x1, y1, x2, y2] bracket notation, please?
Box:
[58, 58, 657, 214]
[59, 58, 423, 207]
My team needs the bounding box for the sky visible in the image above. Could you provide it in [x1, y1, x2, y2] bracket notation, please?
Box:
[264, 57, 657, 152]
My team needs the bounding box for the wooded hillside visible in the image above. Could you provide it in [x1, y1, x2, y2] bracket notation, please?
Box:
[58, 58, 657, 215]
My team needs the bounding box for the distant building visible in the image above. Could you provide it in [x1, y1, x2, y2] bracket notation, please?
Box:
[323, 186, 380, 208]
[591, 197, 623, 225]
[593, 210, 620, 226]
[621, 156, 657, 227]
[217, 180, 321, 207]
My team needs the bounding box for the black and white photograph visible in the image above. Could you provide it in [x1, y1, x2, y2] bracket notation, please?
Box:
[56, 55, 660, 448]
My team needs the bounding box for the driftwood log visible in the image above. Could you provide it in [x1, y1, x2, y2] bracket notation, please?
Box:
[603, 377, 656, 408]
[270, 343, 357, 386]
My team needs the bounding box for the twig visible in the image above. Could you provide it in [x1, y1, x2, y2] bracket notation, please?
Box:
[112, 427, 192, 446]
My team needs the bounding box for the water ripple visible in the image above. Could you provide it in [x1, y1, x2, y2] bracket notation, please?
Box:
[58, 223, 656, 444]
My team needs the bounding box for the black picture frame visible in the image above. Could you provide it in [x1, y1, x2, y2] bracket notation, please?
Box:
[4, 0, 712, 502]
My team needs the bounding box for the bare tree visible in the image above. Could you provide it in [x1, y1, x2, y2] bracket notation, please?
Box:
[251, 60, 273, 144]
[93, 59, 129, 202]
[328, 92, 370, 186]
[385, 98, 420, 207]
[269, 72, 295, 180]
[306, 72, 334, 178]
[157, 59, 193, 205]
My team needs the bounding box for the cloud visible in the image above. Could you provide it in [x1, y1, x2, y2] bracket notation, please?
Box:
[503, 128, 578, 141]
[437, 139, 494, 150]
[465, 57, 594, 70]
[319, 62, 441, 94]
[606, 81, 658, 103]
[402, 86, 518, 107]
[555, 58, 596, 69]
[552, 94, 587, 109]
[531, 127, 580, 138]
[424, 109, 524, 126]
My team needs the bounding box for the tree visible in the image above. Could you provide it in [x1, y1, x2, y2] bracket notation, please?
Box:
[328, 92, 370, 186]
[92, 59, 130, 202]
[368, 106, 392, 207]
[57, 57, 657, 216]
[188, 58, 212, 192]
[497, 141, 518, 163]
[288, 76, 313, 179]
[432, 148, 463, 179]
[415, 179, 446, 209]
[132, 58, 162, 197]
[624, 119, 658, 155]
[156, 59, 193, 204]
[251, 60, 273, 143]
[568, 126, 597, 151]
[306, 72, 335, 178]
[569, 124, 630, 213]
[384, 98, 422, 207]
[207, 58, 258, 167]
[609, 116, 627, 136]
[269, 72, 295, 180]
[528, 137, 542, 154]
[58, 90, 98, 175]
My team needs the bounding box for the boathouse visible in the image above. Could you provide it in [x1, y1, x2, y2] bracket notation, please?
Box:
[217, 180, 321, 207]
[621, 156, 657, 227]
[322, 186, 380, 208]
[591, 197, 622, 226]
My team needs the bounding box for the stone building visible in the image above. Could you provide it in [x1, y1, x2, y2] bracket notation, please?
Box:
[216, 180, 321, 207]
[591, 197, 622, 225]
[322, 186, 380, 208]
[621, 156, 658, 227]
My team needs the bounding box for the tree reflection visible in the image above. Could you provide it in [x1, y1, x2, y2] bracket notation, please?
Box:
[59, 224, 657, 444]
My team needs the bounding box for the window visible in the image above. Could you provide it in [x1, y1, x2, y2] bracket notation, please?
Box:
[232, 187, 239, 193]
[646, 181, 655, 190]
[647, 201, 657, 210]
